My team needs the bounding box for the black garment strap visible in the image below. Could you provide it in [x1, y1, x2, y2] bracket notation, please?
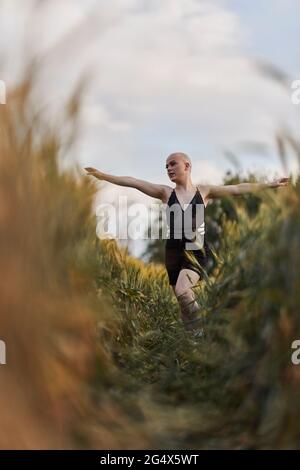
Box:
[195, 185, 204, 205]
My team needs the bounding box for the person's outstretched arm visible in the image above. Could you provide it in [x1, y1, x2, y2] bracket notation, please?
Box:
[84, 167, 169, 200]
[204, 177, 291, 199]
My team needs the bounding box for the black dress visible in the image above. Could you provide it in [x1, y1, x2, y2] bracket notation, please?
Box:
[164, 186, 212, 286]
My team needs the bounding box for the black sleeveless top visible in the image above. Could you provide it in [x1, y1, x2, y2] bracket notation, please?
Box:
[165, 186, 210, 255]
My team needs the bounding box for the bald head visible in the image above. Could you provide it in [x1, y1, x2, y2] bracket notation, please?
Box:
[166, 152, 192, 173]
[166, 152, 193, 182]
[167, 152, 191, 165]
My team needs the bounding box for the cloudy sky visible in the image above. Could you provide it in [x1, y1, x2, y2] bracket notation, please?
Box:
[1, 0, 300, 255]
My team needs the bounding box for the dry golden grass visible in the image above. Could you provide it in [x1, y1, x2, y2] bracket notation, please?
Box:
[0, 74, 152, 449]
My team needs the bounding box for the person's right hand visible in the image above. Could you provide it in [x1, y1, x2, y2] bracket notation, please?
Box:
[84, 167, 105, 180]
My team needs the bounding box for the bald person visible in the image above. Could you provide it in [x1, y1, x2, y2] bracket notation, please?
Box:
[84, 153, 290, 336]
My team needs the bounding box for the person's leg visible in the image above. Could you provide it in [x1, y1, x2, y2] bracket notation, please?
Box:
[173, 269, 203, 331]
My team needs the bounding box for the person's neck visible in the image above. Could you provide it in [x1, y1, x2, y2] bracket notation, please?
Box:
[176, 180, 196, 192]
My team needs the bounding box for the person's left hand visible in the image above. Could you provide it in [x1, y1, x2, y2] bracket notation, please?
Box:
[269, 177, 291, 188]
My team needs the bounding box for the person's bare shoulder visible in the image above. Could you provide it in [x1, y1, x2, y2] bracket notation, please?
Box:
[197, 184, 211, 206]
[160, 185, 173, 204]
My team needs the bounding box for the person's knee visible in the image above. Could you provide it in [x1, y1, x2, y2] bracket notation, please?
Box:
[175, 284, 200, 314]
[175, 287, 197, 310]
[175, 280, 196, 298]
[174, 285, 191, 301]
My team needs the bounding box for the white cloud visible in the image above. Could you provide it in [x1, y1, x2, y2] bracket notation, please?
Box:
[192, 159, 224, 185]
[1, 0, 299, 208]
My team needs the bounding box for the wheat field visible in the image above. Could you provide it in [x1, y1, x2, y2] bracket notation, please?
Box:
[0, 76, 299, 450]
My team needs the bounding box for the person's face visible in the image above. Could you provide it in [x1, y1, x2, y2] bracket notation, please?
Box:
[165, 156, 189, 182]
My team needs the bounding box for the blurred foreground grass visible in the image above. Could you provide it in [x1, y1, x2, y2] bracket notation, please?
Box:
[0, 77, 299, 449]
